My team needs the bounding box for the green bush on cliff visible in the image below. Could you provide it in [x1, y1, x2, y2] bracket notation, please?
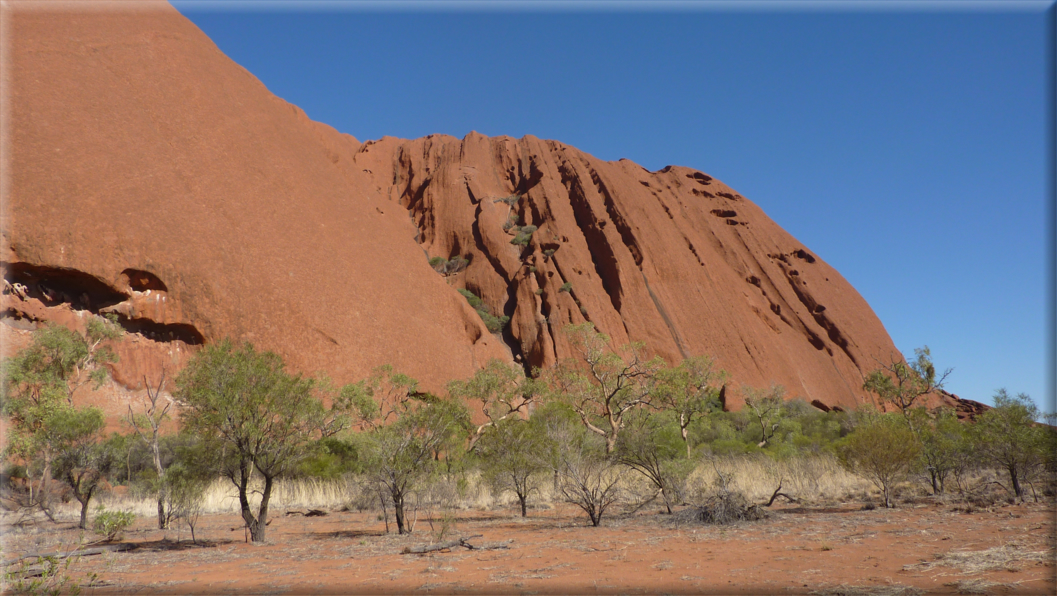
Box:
[457, 289, 509, 333]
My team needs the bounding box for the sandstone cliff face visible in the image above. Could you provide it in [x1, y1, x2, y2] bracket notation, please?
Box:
[3, 3, 509, 394]
[2, 3, 959, 412]
[350, 134, 905, 409]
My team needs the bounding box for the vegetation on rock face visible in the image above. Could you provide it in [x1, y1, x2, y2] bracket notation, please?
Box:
[429, 255, 469, 275]
[457, 288, 509, 332]
[510, 225, 538, 246]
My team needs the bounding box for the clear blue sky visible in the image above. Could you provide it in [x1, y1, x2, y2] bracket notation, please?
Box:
[174, 1, 1053, 412]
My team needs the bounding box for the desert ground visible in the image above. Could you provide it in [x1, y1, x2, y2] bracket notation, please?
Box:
[4, 496, 1053, 595]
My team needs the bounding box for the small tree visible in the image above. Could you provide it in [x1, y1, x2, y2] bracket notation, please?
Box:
[176, 340, 343, 542]
[478, 418, 547, 517]
[360, 397, 470, 534]
[1, 319, 121, 517]
[50, 407, 114, 528]
[907, 406, 970, 495]
[555, 431, 625, 527]
[864, 346, 951, 419]
[970, 389, 1048, 500]
[548, 323, 664, 454]
[653, 355, 726, 457]
[837, 413, 920, 508]
[614, 411, 691, 514]
[743, 385, 785, 448]
[165, 461, 212, 544]
[126, 372, 173, 529]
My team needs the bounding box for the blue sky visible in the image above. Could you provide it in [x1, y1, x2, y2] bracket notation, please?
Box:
[174, 1, 1053, 412]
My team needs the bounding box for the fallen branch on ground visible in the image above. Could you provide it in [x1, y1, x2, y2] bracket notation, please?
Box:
[763, 482, 799, 507]
[3, 543, 135, 567]
[401, 534, 511, 554]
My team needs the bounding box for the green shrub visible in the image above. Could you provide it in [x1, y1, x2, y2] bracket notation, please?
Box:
[457, 289, 508, 332]
[559, 282, 572, 293]
[836, 414, 919, 508]
[92, 508, 136, 542]
[493, 194, 520, 206]
[534, 288, 544, 296]
[510, 226, 537, 246]
[457, 288, 484, 310]
[430, 255, 469, 275]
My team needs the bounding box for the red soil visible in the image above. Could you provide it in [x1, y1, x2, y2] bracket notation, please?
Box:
[6, 501, 1053, 594]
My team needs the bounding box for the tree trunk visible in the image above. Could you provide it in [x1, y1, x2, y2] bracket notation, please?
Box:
[605, 434, 617, 455]
[157, 496, 167, 530]
[152, 441, 168, 529]
[589, 510, 601, 527]
[249, 475, 273, 542]
[1009, 464, 1023, 499]
[394, 493, 407, 534]
[79, 497, 90, 529]
[519, 494, 527, 518]
[682, 425, 691, 459]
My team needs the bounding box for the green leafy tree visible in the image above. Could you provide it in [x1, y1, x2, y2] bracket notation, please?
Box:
[0, 318, 121, 518]
[863, 347, 955, 494]
[652, 355, 726, 457]
[447, 359, 542, 451]
[864, 346, 951, 418]
[837, 413, 920, 508]
[50, 407, 114, 528]
[548, 323, 664, 454]
[970, 390, 1049, 500]
[907, 406, 970, 494]
[477, 418, 547, 517]
[175, 340, 344, 542]
[614, 411, 691, 514]
[359, 394, 470, 534]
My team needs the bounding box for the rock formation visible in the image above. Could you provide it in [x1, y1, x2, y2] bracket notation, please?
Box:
[2, 2, 970, 413]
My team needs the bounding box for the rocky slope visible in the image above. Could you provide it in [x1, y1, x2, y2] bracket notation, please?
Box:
[2, 2, 971, 413]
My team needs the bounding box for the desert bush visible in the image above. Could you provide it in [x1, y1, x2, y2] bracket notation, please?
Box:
[493, 194, 520, 206]
[478, 420, 547, 517]
[970, 390, 1052, 501]
[295, 437, 362, 479]
[614, 411, 692, 514]
[837, 413, 920, 508]
[558, 282, 572, 293]
[678, 457, 765, 524]
[557, 445, 625, 527]
[91, 507, 135, 542]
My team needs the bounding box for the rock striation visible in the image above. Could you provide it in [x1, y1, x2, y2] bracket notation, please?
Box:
[2, 2, 970, 413]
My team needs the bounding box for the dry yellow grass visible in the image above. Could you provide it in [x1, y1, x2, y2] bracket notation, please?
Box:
[79, 453, 874, 523]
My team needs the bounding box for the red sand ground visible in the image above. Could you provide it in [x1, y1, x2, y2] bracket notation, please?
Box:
[5, 500, 1053, 594]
